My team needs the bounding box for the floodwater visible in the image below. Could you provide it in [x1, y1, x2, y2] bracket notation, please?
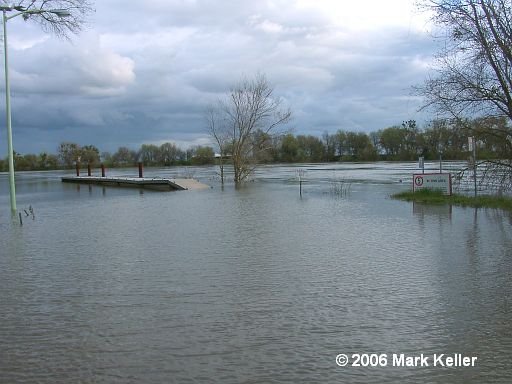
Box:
[0, 162, 511, 384]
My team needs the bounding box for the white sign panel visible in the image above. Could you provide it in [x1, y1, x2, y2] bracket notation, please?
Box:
[413, 173, 452, 195]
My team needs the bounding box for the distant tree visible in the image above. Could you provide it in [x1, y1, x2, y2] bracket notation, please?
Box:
[421, 118, 467, 160]
[334, 130, 348, 158]
[38, 152, 59, 169]
[138, 144, 160, 166]
[401, 120, 422, 159]
[185, 148, 194, 162]
[280, 134, 299, 162]
[81, 145, 100, 166]
[176, 148, 187, 163]
[379, 127, 405, 158]
[207, 73, 291, 183]
[101, 151, 113, 167]
[191, 146, 215, 165]
[46, 153, 59, 169]
[361, 144, 379, 161]
[252, 129, 275, 163]
[36, 152, 46, 169]
[159, 142, 180, 165]
[369, 131, 381, 152]
[322, 132, 337, 161]
[343, 132, 373, 160]
[14, 153, 38, 171]
[423, 119, 448, 159]
[58, 142, 81, 168]
[112, 146, 137, 167]
[471, 116, 512, 159]
[297, 135, 324, 162]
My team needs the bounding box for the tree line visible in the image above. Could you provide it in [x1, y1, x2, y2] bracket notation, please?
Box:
[0, 142, 216, 172]
[2, 115, 509, 172]
[242, 116, 510, 164]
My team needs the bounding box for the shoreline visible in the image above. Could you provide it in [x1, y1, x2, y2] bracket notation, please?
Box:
[392, 189, 512, 211]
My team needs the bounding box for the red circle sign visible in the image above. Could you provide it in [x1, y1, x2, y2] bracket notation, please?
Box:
[414, 176, 424, 186]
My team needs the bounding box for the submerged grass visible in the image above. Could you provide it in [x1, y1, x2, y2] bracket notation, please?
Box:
[392, 189, 512, 211]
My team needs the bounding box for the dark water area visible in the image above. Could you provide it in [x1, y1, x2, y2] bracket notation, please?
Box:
[1, 162, 511, 383]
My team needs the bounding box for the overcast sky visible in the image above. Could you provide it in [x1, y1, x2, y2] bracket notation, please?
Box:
[0, 0, 438, 156]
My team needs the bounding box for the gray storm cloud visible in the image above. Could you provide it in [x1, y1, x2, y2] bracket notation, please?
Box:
[0, 0, 436, 156]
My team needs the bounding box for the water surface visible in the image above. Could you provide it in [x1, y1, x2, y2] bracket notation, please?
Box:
[1, 162, 511, 383]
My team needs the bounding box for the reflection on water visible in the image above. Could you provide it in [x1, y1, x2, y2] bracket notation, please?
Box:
[413, 201, 453, 221]
[0, 163, 511, 383]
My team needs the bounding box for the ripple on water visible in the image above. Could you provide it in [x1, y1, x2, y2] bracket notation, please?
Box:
[0, 165, 511, 383]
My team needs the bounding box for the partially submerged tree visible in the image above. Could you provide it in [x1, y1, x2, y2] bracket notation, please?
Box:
[206, 105, 230, 183]
[207, 74, 292, 184]
[417, 0, 512, 190]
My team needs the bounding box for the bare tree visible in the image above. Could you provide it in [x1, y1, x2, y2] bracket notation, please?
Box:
[207, 74, 291, 184]
[417, 0, 512, 190]
[206, 105, 230, 183]
[3, 0, 93, 38]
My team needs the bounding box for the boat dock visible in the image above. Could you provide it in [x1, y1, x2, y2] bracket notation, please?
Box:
[61, 176, 210, 191]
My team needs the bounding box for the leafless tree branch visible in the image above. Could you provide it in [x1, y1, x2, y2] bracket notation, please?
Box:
[416, 0, 512, 190]
[2, 0, 94, 38]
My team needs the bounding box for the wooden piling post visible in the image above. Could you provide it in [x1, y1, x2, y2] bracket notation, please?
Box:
[101, 163, 105, 177]
[76, 162, 80, 177]
[87, 163, 92, 176]
[138, 162, 143, 178]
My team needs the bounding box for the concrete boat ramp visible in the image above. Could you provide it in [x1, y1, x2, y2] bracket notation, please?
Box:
[62, 176, 210, 191]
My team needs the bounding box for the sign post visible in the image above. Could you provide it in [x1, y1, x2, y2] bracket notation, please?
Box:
[438, 144, 443, 173]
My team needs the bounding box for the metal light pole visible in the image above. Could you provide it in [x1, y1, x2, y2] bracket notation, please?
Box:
[2, 7, 15, 213]
[1, 5, 70, 214]
[472, 137, 477, 197]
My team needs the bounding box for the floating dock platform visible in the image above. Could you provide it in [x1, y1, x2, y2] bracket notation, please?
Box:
[61, 176, 210, 191]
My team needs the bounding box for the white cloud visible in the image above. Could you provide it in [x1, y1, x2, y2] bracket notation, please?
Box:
[295, 0, 431, 32]
[249, 16, 284, 34]
[8, 32, 135, 97]
[76, 46, 135, 96]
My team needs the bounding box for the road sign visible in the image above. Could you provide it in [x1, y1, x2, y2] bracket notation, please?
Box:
[413, 173, 452, 195]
